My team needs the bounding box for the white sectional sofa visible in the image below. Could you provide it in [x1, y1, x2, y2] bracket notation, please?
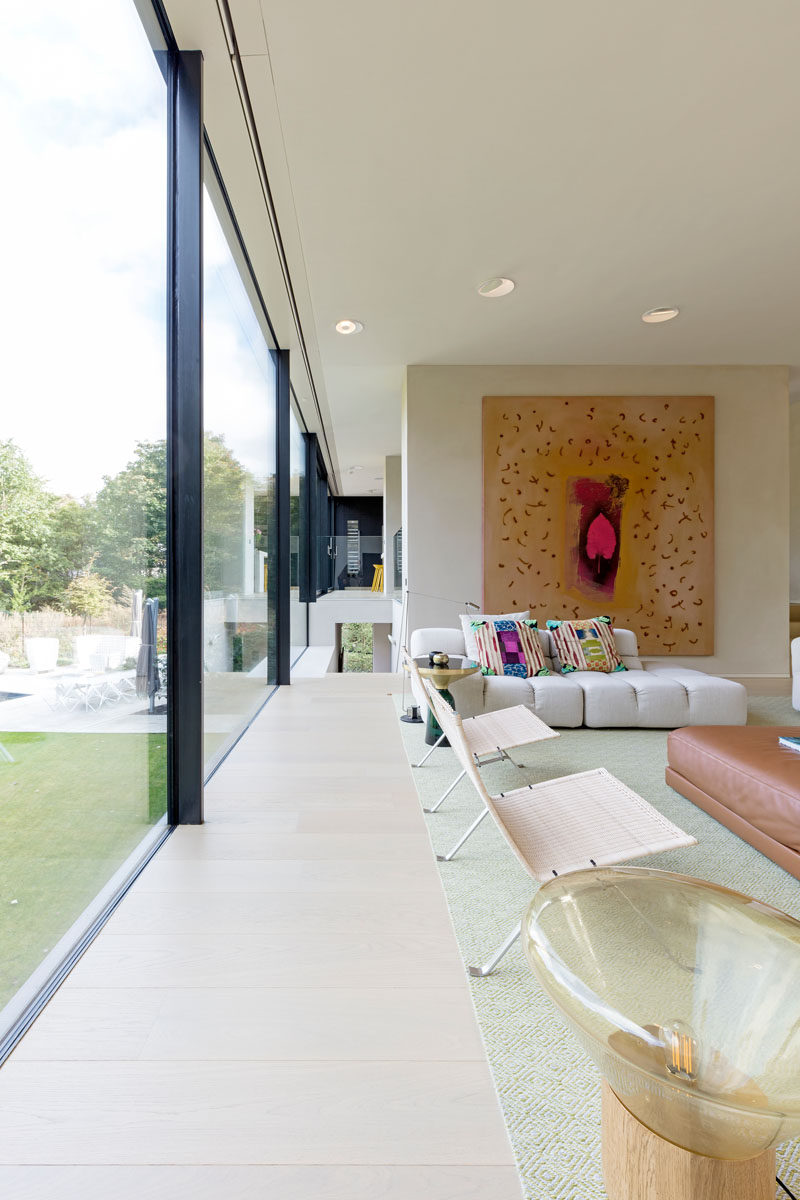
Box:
[409, 625, 747, 728]
[791, 638, 800, 711]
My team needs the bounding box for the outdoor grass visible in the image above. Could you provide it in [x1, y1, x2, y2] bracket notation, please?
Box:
[0, 731, 167, 1010]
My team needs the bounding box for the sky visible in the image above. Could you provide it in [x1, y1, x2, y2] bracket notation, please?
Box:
[0, 0, 277, 499]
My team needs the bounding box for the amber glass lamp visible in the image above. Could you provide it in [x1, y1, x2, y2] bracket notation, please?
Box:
[523, 867, 800, 1200]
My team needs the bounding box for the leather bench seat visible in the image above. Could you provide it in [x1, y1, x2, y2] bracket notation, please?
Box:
[666, 725, 800, 880]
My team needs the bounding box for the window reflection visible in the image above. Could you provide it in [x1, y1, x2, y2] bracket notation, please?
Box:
[202, 186, 277, 773]
[290, 408, 308, 660]
[0, 0, 167, 1028]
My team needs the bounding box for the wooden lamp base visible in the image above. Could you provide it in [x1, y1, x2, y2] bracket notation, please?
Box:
[601, 1081, 776, 1200]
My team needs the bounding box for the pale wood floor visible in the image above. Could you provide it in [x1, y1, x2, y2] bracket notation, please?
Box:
[0, 673, 524, 1200]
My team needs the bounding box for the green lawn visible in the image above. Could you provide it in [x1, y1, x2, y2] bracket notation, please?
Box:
[0, 732, 167, 1010]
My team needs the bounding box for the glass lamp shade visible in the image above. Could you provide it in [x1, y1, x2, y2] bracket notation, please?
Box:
[522, 867, 800, 1159]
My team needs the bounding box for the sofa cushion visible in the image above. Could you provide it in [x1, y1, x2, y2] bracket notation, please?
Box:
[643, 666, 747, 725]
[547, 616, 626, 674]
[612, 627, 644, 670]
[409, 627, 467, 659]
[437, 670, 485, 719]
[525, 675, 584, 728]
[459, 610, 530, 660]
[476, 674, 534, 712]
[479, 673, 584, 728]
[471, 618, 549, 678]
[580, 670, 692, 728]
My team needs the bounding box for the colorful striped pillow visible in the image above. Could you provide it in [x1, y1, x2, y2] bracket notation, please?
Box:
[546, 616, 627, 674]
[459, 610, 530, 661]
[470, 618, 550, 679]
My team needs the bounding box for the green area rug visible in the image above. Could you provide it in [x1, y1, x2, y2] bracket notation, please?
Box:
[398, 696, 800, 1199]
[0, 731, 167, 1009]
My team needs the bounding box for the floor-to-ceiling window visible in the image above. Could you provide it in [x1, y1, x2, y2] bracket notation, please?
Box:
[316, 464, 334, 596]
[289, 406, 308, 661]
[202, 180, 278, 773]
[0, 0, 168, 1032]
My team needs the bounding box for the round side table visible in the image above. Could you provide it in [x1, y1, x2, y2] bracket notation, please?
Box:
[415, 660, 481, 745]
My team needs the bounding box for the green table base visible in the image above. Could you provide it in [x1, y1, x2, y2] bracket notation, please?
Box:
[425, 687, 455, 745]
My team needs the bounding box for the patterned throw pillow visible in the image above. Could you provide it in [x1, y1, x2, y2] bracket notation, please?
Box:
[471, 618, 550, 678]
[546, 616, 627, 674]
[459, 609, 530, 661]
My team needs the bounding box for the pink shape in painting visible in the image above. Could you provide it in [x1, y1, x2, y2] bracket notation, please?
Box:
[567, 475, 628, 597]
[586, 512, 617, 574]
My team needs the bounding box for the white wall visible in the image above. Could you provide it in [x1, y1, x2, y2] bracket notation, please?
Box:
[791, 398, 800, 602]
[382, 454, 402, 592]
[372, 622, 393, 671]
[404, 365, 790, 676]
[308, 594, 395, 647]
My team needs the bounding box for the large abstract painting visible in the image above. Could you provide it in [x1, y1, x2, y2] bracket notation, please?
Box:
[482, 396, 715, 654]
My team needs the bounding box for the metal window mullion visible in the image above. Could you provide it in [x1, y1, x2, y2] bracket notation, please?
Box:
[306, 433, 320, 601]
[166, 49, 203, 825]
[299, 431, 313, 605]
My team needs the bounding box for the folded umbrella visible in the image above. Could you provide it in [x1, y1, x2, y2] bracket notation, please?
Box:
[135, 598, 160, 712]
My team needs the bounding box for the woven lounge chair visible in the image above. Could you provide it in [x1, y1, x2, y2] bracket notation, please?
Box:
[403, 649, 559, 817]
[423, 679, 697, 976]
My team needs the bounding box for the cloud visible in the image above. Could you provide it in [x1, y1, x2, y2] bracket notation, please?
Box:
[1, 0, 277, 499]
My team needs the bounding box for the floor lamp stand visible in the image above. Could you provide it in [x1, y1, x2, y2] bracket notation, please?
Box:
[601, 1082, 775, 1200]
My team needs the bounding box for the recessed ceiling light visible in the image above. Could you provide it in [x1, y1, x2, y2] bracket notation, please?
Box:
[477, 277, 515, 298]
[335, 319, 364, 334]
[346, 465, 363, 474]
[642, 307, 679, 324]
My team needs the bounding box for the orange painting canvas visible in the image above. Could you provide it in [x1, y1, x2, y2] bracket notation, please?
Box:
[482, 396, 715, 654]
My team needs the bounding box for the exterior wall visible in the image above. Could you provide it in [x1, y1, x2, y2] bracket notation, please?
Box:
[404, 365, 790, 676]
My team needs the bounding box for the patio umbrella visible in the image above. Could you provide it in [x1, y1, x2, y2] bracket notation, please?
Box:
[135, 598, 160, 713]
[129, 589, 143, 640]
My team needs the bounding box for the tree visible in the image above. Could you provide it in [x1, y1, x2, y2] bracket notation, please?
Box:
[34, 497, 97, 607]
[5, 569, 38, 642]
[341, 622, 373, 672]
[0, 440, 58, 612]
[93, 440, 167, 597]
[65, 562, 114, 631]
[204, 433, 248, 594]
[92, 434, 251, 601]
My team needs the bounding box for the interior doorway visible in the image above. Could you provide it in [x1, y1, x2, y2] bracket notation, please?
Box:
[337, 622, 392, 672]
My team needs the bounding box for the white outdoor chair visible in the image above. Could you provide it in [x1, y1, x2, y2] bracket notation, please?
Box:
[103, 672, 137, 703]
[53, 675, 108, 712]
[403, 649, 559, 817]
[423, 679, 697, 977]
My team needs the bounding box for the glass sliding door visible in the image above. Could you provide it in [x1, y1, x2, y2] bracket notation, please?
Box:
[316, 469, 335, 596]
[202, 181, 277, 774]
[289, 407, 308, 662]
[0, 0, 168, 1030]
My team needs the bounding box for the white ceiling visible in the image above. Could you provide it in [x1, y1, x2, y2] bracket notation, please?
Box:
[170, 0, 800, 491]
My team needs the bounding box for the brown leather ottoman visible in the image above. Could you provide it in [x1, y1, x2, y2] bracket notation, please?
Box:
[666, 726, 800, 880]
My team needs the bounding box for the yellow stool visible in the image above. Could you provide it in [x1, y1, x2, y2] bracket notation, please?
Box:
[371, 563, 384, 592]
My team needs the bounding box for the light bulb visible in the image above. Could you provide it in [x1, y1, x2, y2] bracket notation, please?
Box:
[660, 1020, 699, 1082]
